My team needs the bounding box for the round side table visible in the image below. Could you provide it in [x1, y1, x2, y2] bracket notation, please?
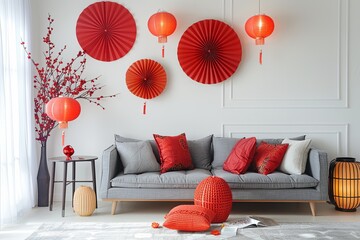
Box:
[48, 155, 98, 217]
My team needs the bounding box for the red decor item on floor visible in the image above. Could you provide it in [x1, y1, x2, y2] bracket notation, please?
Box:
[194, 176, 232, 223]
[126, 59, 167, 114]
[163, 205, 215, 232]
[252, 142, 289, 175]
[76, 1, 136, 62]
[223, 137, 257, 174]
[148, 11, 177, 58]
[177, 19, 242, 84]
[45, 97, 81, 145]
[245, 14, 274, 64]
[63, 145, 75, 160]
[153, 133, 193, 173]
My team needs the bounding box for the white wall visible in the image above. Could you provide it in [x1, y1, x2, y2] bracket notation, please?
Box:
[30, 0, 360, 201]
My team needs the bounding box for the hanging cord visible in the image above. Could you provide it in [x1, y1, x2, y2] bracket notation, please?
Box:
[162, 45, 165, 58]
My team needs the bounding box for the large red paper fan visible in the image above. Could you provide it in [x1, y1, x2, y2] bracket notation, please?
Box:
[76, 1, 136, 62]
[177, 19, 242, 84]
[126, 59, 167, 99]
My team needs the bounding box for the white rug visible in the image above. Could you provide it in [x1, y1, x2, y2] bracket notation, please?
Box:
[26, 222, 360, 240]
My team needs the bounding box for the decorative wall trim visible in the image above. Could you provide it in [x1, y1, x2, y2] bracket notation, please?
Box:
[222, 0, 349, 109]
[221, 123, 349, 159]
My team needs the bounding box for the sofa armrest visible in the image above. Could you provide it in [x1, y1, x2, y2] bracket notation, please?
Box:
[99, 144, 121, 199]
[306, 148, 329, 200]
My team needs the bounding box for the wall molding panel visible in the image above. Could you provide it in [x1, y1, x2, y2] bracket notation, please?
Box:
[222, 0, 349, 109]
[222, 123, 349, 160]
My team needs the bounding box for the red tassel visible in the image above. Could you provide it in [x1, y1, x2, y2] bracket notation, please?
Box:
[259, 49, 263, 65]
[161, 45, 164, 58]
[62, 130, 65, 146]
[143, 102, 146, 115]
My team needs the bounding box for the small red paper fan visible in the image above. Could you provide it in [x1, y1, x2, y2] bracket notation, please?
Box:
[177, 19, 242, 84]
[126, 59, 167, 99]
[76, 1, 136, 62]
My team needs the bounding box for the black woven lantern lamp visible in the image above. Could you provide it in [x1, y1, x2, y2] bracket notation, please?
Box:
[329, 157, 360, 212]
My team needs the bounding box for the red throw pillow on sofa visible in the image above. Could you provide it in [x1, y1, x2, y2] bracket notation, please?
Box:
[153, 133, 194, 173]
[163, 205, 215, 232]
[223, 137, 257, 174]
[252, 142, 289, 175]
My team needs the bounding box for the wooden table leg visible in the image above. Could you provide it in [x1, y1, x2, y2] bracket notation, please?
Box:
[72, 161, 76, 208]
[62, 162, 68, 217]
[91, 160, 98, 208]
[49, 162, 56, 211]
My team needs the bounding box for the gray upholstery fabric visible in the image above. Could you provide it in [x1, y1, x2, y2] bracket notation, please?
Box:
[99, 145, 120, 198]
[212, 169, 318, 189]
[115, 141, 160, 174]
[212, 137, 241, 168]
[114, 134, 161, 162]
[187, 135, 213, 170]
[256, 135, 306, 145]
[110, 169, 211, 188]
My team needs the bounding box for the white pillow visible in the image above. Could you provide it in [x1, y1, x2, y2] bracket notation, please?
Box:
[279, 138, 312, 175]
[115, 140, 160, 174]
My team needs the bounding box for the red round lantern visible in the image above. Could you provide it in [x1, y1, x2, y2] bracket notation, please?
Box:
[46, 97, 81, 129]
[148, 11, 176, 43]
[245, 14, 274, 64]
[148, 11, 177, 57]
[245, 14, 274, 45]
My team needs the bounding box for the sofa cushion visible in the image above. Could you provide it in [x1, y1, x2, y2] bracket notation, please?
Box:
[188, 135, 213, 170]
[212, 137, 242, 168]
[256, 135, 306, 145]
[252, 142, 289, 175]
[115, 140, 160, 174]
[279, 138, 312, 175]
[163, 205, 215, 232]
[110, 169, 212, 188]
[212, 169, 319, 189]
[154, 133, 194, 173]
[115, 134, 161, 162]
[223, 137, 257, 174]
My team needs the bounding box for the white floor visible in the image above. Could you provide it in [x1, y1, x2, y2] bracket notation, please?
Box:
[1, 201, 359, 239]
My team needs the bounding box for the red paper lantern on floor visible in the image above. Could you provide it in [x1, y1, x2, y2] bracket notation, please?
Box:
[245, 14, 274, 64]
[148, 11, 177, 57]
[46, 97, 81, 145]
[194, 176, 232, 223]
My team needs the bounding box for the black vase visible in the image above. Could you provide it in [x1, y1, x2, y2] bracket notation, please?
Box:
[37, 142, 50, 207]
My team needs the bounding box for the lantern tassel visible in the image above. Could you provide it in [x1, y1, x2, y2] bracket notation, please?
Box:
[259, 49, 263, 65]
[143, 102, 147, 115]
[62, 130, 65, 146]
[162, 45, 165, 58]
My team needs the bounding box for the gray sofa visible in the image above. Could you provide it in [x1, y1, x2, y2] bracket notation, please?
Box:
[100, 135, 329, 216]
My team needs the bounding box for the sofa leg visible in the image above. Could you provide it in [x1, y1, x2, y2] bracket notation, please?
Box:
[111, 201, 118, 215]
[309, 202, 316, 216]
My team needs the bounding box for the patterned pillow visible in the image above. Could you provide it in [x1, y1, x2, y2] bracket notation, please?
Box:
[153, 133, 194, 173]
[163, 205, 215, 232]
[252, 142, 289, 175]
[223, 137, 257, 174]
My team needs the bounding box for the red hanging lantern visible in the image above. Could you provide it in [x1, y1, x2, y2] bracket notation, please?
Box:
[245, 14, 274, 64]
[46, 97, 81, 145]
[148, 11, 177, 58]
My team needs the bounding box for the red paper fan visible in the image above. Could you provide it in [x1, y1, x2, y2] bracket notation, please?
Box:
[177, 19, 242, 84]
[126, 59, 167, 100]
[76, 1, 136, 62]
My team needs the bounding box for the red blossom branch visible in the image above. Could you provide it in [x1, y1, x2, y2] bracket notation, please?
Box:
[21, 14, 118, 144]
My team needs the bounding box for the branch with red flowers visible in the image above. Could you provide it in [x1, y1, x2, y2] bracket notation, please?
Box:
[21, 14, 118, 144]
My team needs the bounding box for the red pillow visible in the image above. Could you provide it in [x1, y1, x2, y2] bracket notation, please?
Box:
[252, 142, 289, 175]
[163, 205, 215, 232]
[153, 133, 194, 173]
[223, 137, 257, 174]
